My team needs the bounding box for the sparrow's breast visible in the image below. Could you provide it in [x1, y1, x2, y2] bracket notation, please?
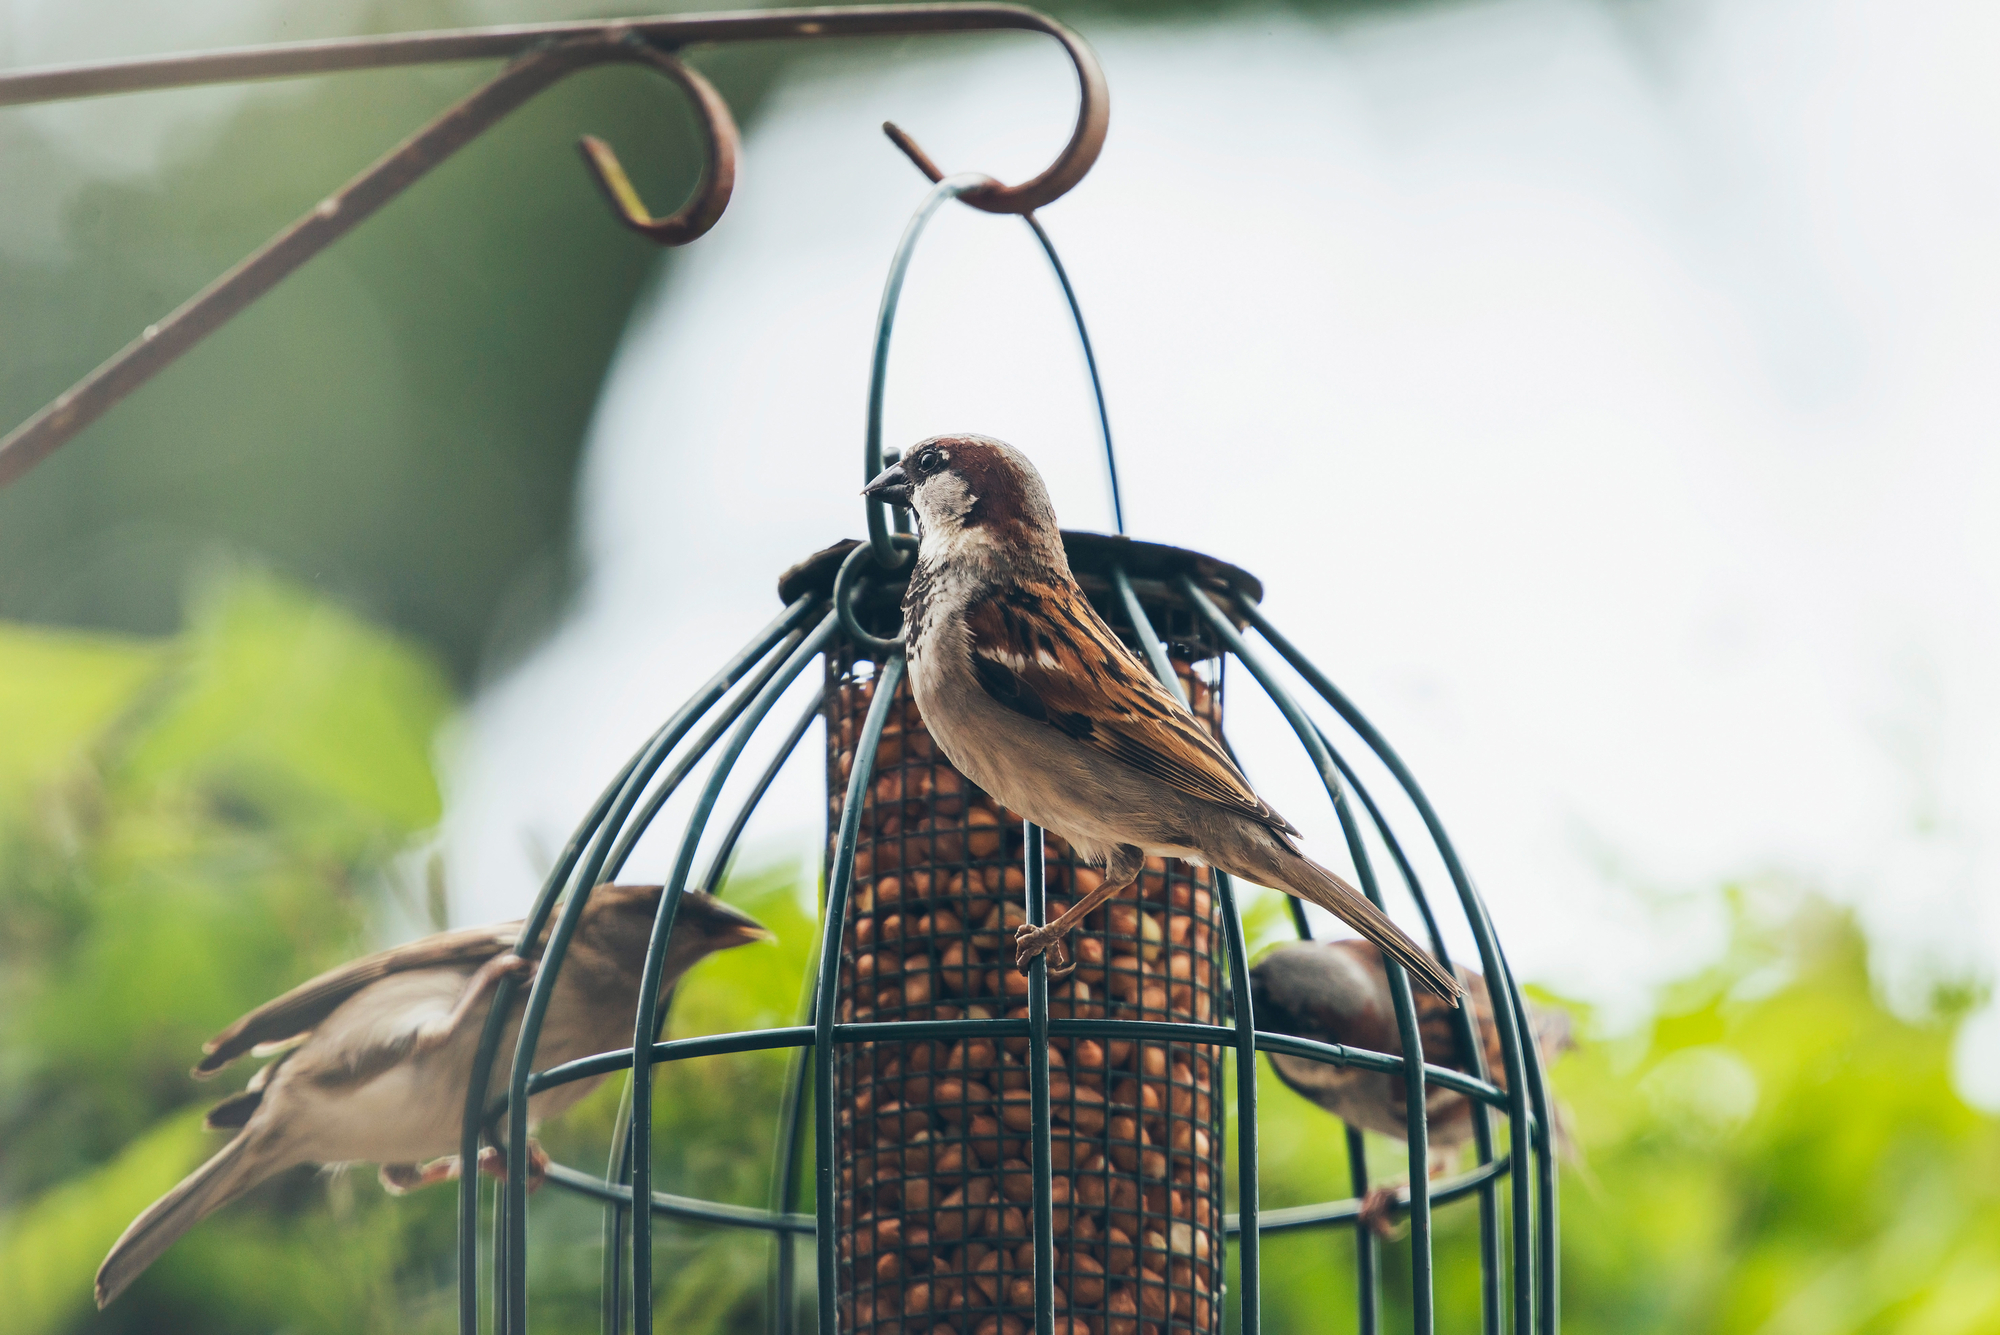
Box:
[905, 587, 1209, 865]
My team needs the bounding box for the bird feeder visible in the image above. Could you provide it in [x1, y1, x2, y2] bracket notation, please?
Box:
[0, 7, 1560, 1335]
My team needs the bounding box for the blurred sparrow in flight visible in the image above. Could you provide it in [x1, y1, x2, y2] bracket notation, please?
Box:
[95, 887, 770, 1308]
[1252, 938, 1575, 1235]
[862, 433, 1458, 1003]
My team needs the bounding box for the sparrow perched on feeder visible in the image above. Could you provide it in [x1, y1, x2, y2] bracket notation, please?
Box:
[1250, 938, 1575, 1236]
[94, 887, 771, 1309]
[861, 434, 1459, 1003]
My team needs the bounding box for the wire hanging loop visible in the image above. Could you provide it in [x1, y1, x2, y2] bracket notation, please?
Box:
[835, 534, 918, 653]
[576, 36, 739, 246]
[862, 172, 990, 566]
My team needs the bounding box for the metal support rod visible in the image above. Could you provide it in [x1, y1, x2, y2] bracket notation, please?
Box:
[699, 687, 827, 894]
[1230, 1153, 1514, 1235]
[0, 36, 734, 488]
[863, 174, 987, 564]
[1109, 564, 1183, 705]
[602, 698, 824, 1335]
[603, 1097, 636, 1335]
[1025, 821, 1055, 1335]
[0, 4, 1109, 489]
[526, 1016, 1517, 1111]
[601, 632, 815, 879]
[622, 617, 839, 1335]
[1230, 597, 1538, 1334]
[1217, 870, 1259, 1335]
[1287, 859, 1380, 1335]
[769, 1033, 815, 1335]
[1306, 716, 1502, 1333]
[1494, 936, 1559, 1335]
[1347, 1124, 1380, 1335]
[814, 654, 906, 1335]
[1023, 213, 1123, 534]
[0, 5, 1107, 219]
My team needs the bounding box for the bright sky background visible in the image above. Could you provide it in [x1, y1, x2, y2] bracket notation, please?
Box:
[405, 0, 2000, 1102]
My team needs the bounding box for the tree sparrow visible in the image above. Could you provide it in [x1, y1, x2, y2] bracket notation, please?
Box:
[1251, 938, 1575, 1234]
[861, 433, 1459, 1003]
[95, 887, 772, 1308]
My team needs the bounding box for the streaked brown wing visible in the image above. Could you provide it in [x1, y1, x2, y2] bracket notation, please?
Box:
[965, 580, 1297, 836]
[195, 921, 520, 1077]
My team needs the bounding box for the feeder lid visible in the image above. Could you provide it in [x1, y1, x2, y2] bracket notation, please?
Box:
[777, 532, 1264, 610]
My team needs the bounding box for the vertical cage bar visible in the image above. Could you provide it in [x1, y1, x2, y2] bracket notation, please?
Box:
[629, 618, 839, 1335]
[1495, 940, 1558, 1335]
[1026, 821, 1056, 1335]
[771, 1042, 814, 1335]
[702, 688, 827, 894]
[1230, 600, 1538, 1335]
[464, 594, 817, 1335]
[1111, 565, 1184, 706]
[818, 652, 907, 1335]
[1345, 1124, 1380, 1335]
[1178, 577, 1434, 1333]
[1024, 214, 1123, 536]
[1309, 721, 1502, 1335]
[1217, 871, 1258, 1335]
[603, 1104, 635, 1335]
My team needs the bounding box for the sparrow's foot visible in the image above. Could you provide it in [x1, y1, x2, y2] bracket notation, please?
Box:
[1357, 1185, 1408, 1241]
[476, 1140, 552, 1192]
[379, 1155, 462, 1196]
[1014, 922, 1074, 977]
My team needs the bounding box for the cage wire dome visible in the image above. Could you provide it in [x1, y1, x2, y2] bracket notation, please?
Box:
[0, 7, 1557, 1335]
[465, 160, 1561, 1335]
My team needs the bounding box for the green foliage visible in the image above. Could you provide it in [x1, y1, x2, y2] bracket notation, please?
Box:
[4, 581, 1997, 1333]
[0, 571, 454, 1334]
[1237, 886, 2000, 1335]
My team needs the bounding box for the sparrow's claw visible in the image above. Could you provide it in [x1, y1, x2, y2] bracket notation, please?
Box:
[476, 1140, 552, 1192]
[1357, 1185, 1408, 1241]
[495, 953, 538, 986]
[1014, 922, 1074, 976]
[379, 1155, 462, 1196]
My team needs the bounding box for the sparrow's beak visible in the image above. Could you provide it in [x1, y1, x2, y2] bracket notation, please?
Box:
[722, 920, 778, 947]
[710, 901, 777, 948]
[862, 460, 912, 507]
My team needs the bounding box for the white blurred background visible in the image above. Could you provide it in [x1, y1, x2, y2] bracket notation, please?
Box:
[424, 0, 2000, 1105]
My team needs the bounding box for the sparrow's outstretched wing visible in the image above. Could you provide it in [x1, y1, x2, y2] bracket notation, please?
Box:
[964, 579, 1299, 837]
[195, 922, 520, 1077]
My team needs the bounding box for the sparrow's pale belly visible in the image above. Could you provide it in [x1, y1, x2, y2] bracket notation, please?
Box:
[1268, 1052, 1472, 1149]
[277, 971, 616, 1167]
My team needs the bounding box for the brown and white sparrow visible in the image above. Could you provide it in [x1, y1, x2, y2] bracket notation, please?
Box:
[94, 887, 771, 1308]
[1250, 938, 1575, 1234]
[861, 433, 1459, 1003]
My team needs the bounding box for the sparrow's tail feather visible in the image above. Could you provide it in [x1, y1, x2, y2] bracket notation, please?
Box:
[95, 1129, 280, 1308]
[1267, 854, 1463, 1005]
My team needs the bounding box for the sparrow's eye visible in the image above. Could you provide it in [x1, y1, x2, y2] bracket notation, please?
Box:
[911, 448, 943, 476]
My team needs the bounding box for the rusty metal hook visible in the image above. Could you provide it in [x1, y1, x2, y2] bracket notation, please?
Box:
[575, 38, 737, 246]
[879, 48, 1106, 215]
[0, 5, 1109, 487]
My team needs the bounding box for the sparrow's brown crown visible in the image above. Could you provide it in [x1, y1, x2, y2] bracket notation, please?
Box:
[865, 433, 1063, 557]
